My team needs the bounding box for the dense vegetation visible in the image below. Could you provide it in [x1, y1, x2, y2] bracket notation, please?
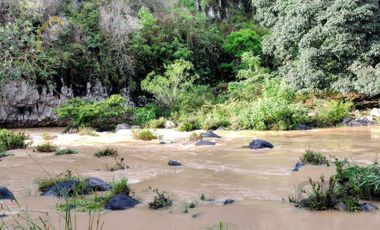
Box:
[2, 0, 378, 131]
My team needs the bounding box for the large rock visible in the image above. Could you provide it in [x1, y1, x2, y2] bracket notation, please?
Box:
[201, 131, 221, 139]
[295, 124, 311, 130]
[165, 120, 177, 129]
[41, 180, 79, 197]
[168, 160, 182, 166]
[86, 177, 110, 191]
[249, 139, 274, 150]
[343, 117, 374, 127]
[104, 193, 139, 210]
[0, 186, 15, 200]
[115, 123, 131, 132]
[360, 202, 378, 212]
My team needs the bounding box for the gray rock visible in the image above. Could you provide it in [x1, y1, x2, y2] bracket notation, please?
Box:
[168, 160, 182, 166]
[295, 124, 311, 130]
[115, 123, 131, 132]
[360, 202, 378, 212]
[343, 117, 374, 127]
[195, 140, 216, 146]
[292, 161, 305, 172]
[104, 193, 139, 210]
[249, 139, 273, 150]
[86, 177, 109, 191]
[165, 120, 177, 129]
[334, 202, 347, 211]
[41, 180, 79, 197]
[201, 131, 221, 139]
[0, 186, 15, 200]
[224, 199, 234, 205]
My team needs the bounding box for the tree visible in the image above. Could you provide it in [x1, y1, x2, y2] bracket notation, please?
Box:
[255, 0, 380, 97]
[141, 59, 197, 110]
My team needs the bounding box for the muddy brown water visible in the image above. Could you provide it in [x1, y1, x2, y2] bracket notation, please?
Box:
[1, 127, 380, 229]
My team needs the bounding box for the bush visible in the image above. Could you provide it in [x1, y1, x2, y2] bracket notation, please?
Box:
[189, 132, 203, 142]
[223, 29, 262, 58]
[134, 103, 159, 126]
[148, 188, 173, 209]
[300, 149, 329, 166]
[313, 100, 353, 127]
[132, 129, 157, 141]
[55, 148, 78, 156]
[78, 127, 98, 136]
[94, 147, 118, 158]
[178, 117, 201, 132]
[0, 129, 28, 150]
[36, 143, 58, 153]
[146, 117, 166, 128]
[56, 95, 132, 130]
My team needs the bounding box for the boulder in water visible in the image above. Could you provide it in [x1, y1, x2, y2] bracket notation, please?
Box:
[104, 193, 139, 210]
[41, 180, 79, 197]
[292, 161, 305, 172]
[0, 186, 15, 200]
[360, 202, 378, 212]
[224, 199, 234, 205]
[249, 139, 273, 150]
[343, 117, 374, 127]
[295, 124, 311, 130]
[86, 177, 109, 191]
[201, 131, 221, 139]
[195, 140, 216, 146]
[168, 160, 182, 166]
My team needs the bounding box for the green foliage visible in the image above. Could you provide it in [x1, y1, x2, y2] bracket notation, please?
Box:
[223, 29, 262, 57]
[189, 132, 203, 142]
[36, 143, 58, 153]
[146, 117, 167, 129]
[132, 129, 157, 141]
[94, 148, 118, 158]
[148, 188, 173, 210]
[142, 59, 197, 110]
[55, 148, 78, 156]
[134, 103, 159, 126]
[0, 129, 28, 150]
[56, 95, 131, 130]
[255, 0, 380, 96]
[300, 149, 329, 166]
[313, 100, 353, 127]
[178, 117, 201, 132]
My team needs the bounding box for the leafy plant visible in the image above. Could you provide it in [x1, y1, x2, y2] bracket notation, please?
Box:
[189, 132, 203, 142]
[313, 100, 353, 127]
[94, 148, 118, 158]
[78, 127, 98, 136]
[0, 129, 28, 150]
[300, 149, 330, 166]
[148, 188, 173, 209]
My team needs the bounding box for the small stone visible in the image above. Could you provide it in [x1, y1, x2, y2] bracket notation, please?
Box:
[168, 160, 182, 166]
[292, 161, 305, 172]
[224, 199, 234, 205]
[195, 140, 216, 146]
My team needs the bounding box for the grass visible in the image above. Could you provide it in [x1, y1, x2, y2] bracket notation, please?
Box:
[300, 149, 329, 166]
[189, 132, 203, 142]
[94, 148, 118, 158]
[132, 129, 157, 141]
[0, 129, 28, 150]
[148, 188, 173, 209]
[106, 155, 129, 171]
[79, 127, 99, 136]
[36, 143, 58, 152]
[36, 170, 83, 193]
[55, 148, 78, 156]
[0, 152, 13, 158]
[58, 178, 131, 212]
[146, 117, 166, 128]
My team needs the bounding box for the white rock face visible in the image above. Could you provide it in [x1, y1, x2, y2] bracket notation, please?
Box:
[165, 120, 177, 129]
[370, 108, 380, 117]
[0, 79, 122, 128]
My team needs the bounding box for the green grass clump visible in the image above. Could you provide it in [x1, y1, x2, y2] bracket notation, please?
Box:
[55, 148, 78, 156]
[0, 129, 28, 150]
[300, 149, 329, 166]
[178, 118, 200, 132]
[0, 152, 13, 159]
[36, 143, 58, 153]
[148, 188, 173, 209]
[94, 147, 118, 158]
[78, 127, 98, 136]
[132, 129, 157, 141]
[313, 100, 352, 127]
[37, 171, 82, 193]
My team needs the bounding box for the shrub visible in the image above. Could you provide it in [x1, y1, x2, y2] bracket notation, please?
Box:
[189, 132, 202, 142]
[148, 188, 173, 209]
[0, 129, 28, 150]
[132, 129, 157, 141]
[106, 155, 128, 172]
[36, 143, 58, 153]
[146, 117, 166, 128]
[78, 127, 98, 136]
[313, 100, 353, 127]
[289, 176, 339, 210]
[134, 103, 159, 126]
[94, 148, 118, 158]
[223, 29, 262, 57]
[178, 118, 201, 132]
[55, 148, 78, 156]
[56, 95, 132, 130]
[300, 149, 329, 166]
